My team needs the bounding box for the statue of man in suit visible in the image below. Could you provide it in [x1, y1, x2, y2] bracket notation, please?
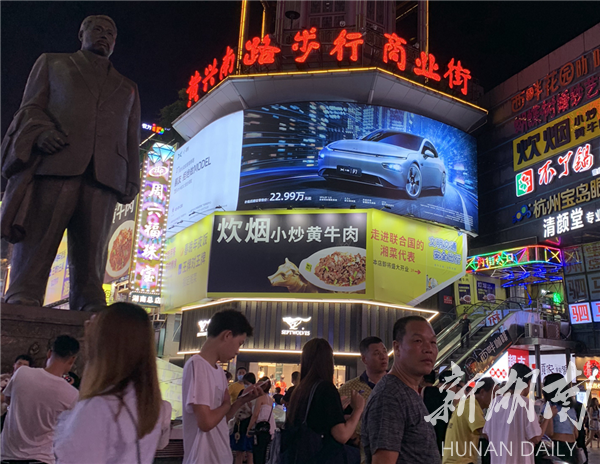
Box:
[1, 15, 140, 311]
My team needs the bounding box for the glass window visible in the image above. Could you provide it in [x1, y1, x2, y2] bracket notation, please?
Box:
[323, 1, 332, 13]
[363, 131, 423, 151]
[334, 1, 345, 12]
[322, 15, 333, 28]
[310, 1, 321, 14]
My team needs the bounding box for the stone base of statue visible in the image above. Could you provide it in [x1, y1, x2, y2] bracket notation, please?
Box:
[1, 302, 92, 374]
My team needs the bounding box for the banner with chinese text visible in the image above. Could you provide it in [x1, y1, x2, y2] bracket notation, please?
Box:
[369, 210, 466, 306]
[130, 156, 173, 294]
[513, 97, 600, 170]
[207, 211, 369, 298]
[161, 214, 213, 312]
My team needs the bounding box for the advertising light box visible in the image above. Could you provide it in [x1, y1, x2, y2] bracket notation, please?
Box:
[238, 102, 478, 233]
[167, 102, 478, 236]
[161, 209, 466, 312]
[569, 302, 593, 324]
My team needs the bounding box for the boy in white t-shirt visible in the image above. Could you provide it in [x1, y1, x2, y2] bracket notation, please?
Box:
[182, 309, 264, 464]
[1, 335, 80, 464]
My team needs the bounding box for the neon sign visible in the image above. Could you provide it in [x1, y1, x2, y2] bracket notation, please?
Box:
[142, 123, 166, 134]
[185, 27, 474, 108]
[515, 143, 595, 196]
[466, 245, 562, 273]
[542, 204, 600, 238]
[130, 143, 175, 295]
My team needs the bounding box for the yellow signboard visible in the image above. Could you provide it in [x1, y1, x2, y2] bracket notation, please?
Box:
[161, 209, 465, 312]
[513, 97, 600, 171]
[370, 210, 466, 306]
[43, 232, 69, 305]
[161, 214, 213, 313]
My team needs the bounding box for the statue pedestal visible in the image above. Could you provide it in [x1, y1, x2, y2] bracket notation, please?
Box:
[1, 303, 92, 373]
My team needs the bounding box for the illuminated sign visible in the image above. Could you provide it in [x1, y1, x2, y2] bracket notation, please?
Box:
[568, 302, 592, 324]
[130, 292, 161, 306]
[142, 123, 166, 134]
[591, 301, 600, 322]
[515, 169, 535, 197]
[185, 28, 475, 108]
[130, 144, 175, 294]
[542, 204, 600, 238]
[512, 97, 600, 170]
[196, 319, 210, 337]
[281, 316, 311, 336]
[466, 245, 562, 273]
[515, 143, 595, 195]
[511, 50, 598, 115]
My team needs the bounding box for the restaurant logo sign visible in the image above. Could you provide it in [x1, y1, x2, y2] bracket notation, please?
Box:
[196, 319, 210, 337]
[281, 317, 312, 336]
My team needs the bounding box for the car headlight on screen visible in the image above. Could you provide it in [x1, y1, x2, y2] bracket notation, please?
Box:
[382, 163, 402, 172]
[318, 152, 325, 159]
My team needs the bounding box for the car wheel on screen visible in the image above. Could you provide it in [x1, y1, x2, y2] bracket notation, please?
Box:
[438, 172, 446, 196]
[405, 164, 422, 199]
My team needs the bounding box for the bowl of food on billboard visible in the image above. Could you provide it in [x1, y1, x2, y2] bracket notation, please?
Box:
[238, 102, 478, 233]
[298, 246, 366, 292]
[106, 220, 135, 278]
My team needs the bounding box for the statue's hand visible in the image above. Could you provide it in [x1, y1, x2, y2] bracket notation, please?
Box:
[36, 130, 68, 154]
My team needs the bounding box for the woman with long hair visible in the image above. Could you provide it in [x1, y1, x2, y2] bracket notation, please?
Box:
[283, 338, 364, 464]
[54, 303, 171, 464]
[587, 397, 600, 448]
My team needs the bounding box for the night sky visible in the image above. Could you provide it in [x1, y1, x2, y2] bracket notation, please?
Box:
[2, 1, 600, 139]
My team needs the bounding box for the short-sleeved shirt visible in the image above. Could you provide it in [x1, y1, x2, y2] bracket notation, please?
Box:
[361, 374, 440, 464]
[54, 384, 171, 464]
[482, 394, 541, 464]
[182, 355, 231, 464]
[228, 381, 245, 403]
[1, 366, 78, 464]
[460, 319, 471, 334]
[442, 397, 485, 464]
[304, 382, 346, 438]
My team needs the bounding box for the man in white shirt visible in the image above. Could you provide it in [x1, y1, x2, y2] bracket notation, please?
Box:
[1, 335, 80, 464]
[482, 363, 554, 464]
[182, 309, 264, 464]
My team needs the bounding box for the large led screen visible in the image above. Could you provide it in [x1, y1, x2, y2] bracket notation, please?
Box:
[239, 102, 478, 233]
[166, 111, 243, 237]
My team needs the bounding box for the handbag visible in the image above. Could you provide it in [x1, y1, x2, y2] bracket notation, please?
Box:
[255, 403, 274, 435]
[281, 381, 348, 464]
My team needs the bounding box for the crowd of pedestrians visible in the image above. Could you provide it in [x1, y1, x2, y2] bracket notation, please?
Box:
[1, 305, 597, 464]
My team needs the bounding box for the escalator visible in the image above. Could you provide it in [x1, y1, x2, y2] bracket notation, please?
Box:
[433, 299, 526, 380]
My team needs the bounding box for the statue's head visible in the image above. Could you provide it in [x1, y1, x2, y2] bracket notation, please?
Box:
[79, 15, 117, 58]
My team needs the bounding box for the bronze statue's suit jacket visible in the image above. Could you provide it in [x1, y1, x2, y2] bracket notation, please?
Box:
[2, 50, 141, 198]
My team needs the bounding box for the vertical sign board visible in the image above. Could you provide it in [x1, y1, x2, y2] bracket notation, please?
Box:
[130, 153, 173, 298]
[104, 199, 137, 284]
[43, 233, 69, 305]
[161, 214, 213, 312]
[569, 302, 593, 324]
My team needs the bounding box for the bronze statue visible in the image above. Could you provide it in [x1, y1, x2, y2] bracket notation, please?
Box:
[1, 15, 140, 311]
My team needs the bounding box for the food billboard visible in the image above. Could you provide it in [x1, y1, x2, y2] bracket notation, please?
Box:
[167, 102, 478, 236]
[161, 209, 466, 312]
[104, 199, 137, 283]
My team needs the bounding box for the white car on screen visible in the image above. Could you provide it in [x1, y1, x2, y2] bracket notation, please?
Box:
[317, 130, 446, 199]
